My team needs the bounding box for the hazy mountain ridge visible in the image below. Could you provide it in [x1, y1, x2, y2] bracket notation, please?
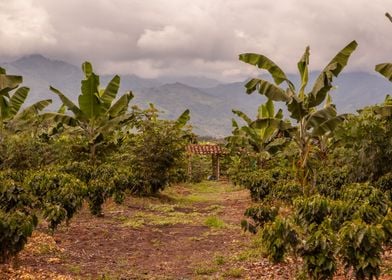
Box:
[2, 55, 391, 137]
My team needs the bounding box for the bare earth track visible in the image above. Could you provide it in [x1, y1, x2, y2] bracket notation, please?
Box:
[1, 181, 392, 279]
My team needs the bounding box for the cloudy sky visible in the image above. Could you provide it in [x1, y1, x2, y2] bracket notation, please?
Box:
[0, 0, 391, 81]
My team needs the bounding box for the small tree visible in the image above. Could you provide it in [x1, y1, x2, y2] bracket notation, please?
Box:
[228, 99, 291, 168]
[239, 41, 357, 191]
[0, 67, 51, 139]
[46, 62, 133, 163]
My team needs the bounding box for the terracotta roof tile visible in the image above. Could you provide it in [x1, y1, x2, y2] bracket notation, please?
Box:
[186, 144, 223, 155]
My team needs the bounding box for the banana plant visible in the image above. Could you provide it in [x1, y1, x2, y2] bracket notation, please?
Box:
[239, 40, 357, 188]
[229, 99, 291, 167]
[45, 62, 133, 163]
[0, 67, 52, 138]
[373, 12, 392, 117]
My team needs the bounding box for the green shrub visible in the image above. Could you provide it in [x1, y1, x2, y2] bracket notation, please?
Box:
[299, 220, 337, 280]
[316, 167, 350, 198]
[339, 220, 385, 280]
[60, 162, 135, 215]
[261, 218, 298, 263]
[242, 205, 278, 233]
[0, 134, 55, 170]
[0, 209, 38, 263]
[24, 170, 86, 230]
[233, 170, 274, 201]
[187, 155, 210, 183]
[295, 195, 331, 227]
[0, 177, 33, 212]
[375, 172, 392, 200]
[271, 180, 302, 202]
[123, 118, 191, 195]
[340, 183, 389, 217]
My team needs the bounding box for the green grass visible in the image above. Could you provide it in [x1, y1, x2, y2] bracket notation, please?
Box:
[223, 267, 244, 278]
[163, 181, 242, 205]
[194, 264, 218, 275]
[121, 210, 203, 228]
[204, 216, 226, 229]
[213, 254, 226, 265]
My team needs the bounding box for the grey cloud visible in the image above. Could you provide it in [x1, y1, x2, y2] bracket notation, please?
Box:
[1, 0, 391, 81]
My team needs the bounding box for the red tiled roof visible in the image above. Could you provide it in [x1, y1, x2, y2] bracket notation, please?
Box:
[186, 144, 223, 155]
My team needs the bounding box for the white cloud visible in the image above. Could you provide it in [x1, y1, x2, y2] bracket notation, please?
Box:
[137, 26, 193, 53]
[1, 0, 391, 81]
[0, 0, 56, 55]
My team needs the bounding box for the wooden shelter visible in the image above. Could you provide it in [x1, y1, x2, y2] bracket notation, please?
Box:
[186, 144, 223, 180]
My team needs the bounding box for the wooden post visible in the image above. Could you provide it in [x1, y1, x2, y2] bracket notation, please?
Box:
[216, 155, 220, 181]
[187, 154, 192, 180]
[211, 154, 220, 180]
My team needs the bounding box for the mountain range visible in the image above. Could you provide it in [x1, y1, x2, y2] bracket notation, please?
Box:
[2, 54, 391, 137]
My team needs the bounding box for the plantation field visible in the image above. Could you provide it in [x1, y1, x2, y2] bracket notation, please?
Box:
[2, 180, 392, 279]
[0, 181, 392, 279]
[0, 181, 290, 279]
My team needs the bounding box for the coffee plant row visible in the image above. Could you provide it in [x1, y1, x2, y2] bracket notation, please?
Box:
[228, 38, 392, 279]
[0, 63, 193, 263]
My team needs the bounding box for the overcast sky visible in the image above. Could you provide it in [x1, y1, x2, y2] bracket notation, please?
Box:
[0, 0, 391, 81]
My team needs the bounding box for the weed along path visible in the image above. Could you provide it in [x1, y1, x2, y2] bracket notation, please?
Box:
[1, 181, 297, 279]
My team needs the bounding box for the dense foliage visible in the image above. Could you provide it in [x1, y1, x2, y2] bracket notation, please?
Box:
[0, 63, 193, 263]
[230, 40, 392, 279]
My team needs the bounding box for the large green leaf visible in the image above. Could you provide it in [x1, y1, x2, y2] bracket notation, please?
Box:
[175, 109, 190, 128]
[305, 106, 337, 130]
[101, 75, 120, 110]
[231, 118, 239, 130]
[308, 40, 358, 107]
[50, 86, 84, 119]
[9, 87, 29, 117]
[18, 99, 52, 119]
[241, 126, 262, 152]
[250, 118, 282, 131]
[98, 114, 135, 132]
[79, 72, 102, 119]
[239, 53, 294, 89]
[275, 108, 283, 119]
[265, 137, 288, 154]
[375, 63, 392, 82]
[287, 96, 308, 121]
[107, 92, 133, 117]
[0, 73, 23, 93]
[297, 46, 310, 98]
[311, 114, 347, 136]
[245, 79, 290, 102]
[233, 109, 252, 125]
[82, 61, 93, 78]
[258, 99, 274, 119]
[41, 112, 78, 126]
[0, 95, 9, 120]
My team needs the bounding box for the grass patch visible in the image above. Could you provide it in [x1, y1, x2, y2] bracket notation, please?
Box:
[223, 267, 244, 278]
[204, 216, 226, 229]
[66, 264, 82, 274]
[122, 218, 145, 228]
[233, 235, 265, 262]
[133, 211, 202, 227]
[194, 264, 218, 275]
[163, 181, 242, 205]
[213, 254, 226, 265]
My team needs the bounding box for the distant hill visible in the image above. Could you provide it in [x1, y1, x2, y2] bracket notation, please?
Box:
[2, 55, 391, 137]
